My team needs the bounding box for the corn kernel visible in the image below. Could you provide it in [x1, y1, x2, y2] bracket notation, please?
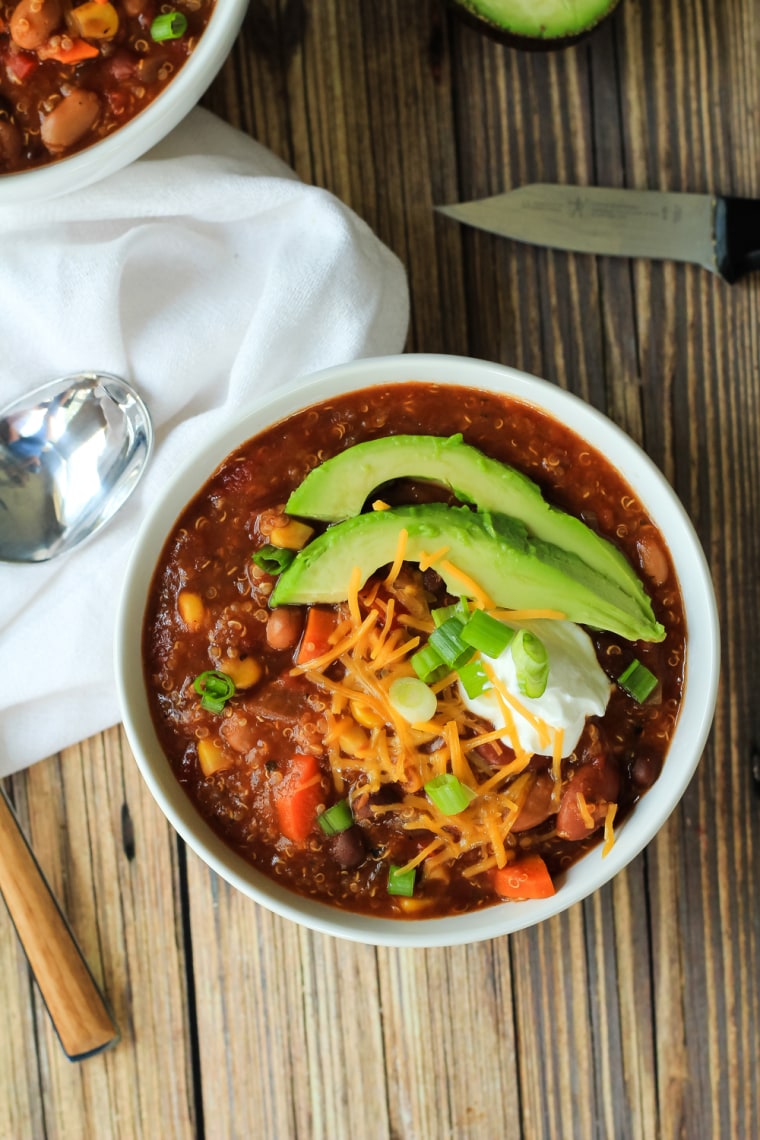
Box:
[197, 738, 230, 777]
[269, 520, 314, 550]
[339, 722, 369, 757]
[69, 1, 119, 39]
[350, 699, 385, 729]
[221, 657, 262, 689]
[178, 590, 207, 632]
[397, 896, 432, 914]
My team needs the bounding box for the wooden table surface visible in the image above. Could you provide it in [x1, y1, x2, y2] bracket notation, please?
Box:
[3, 1, 759, 1137]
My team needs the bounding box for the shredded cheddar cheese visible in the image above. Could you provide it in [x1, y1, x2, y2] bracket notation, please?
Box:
[291, 562, 602, 890]
[476, 754, 532, 796]
[551, 727, 564, 804]
[490, 607, 567, 622]
[481, 659, 553, 752]
[438, 559, 494, 609]
[444, 719, 475, 789]
[576, 790, 595, 830]
[370, 597, 396, 660]
[373, 634, 421, 671]
[291, 611, 376, 674]
[395, 837, 445, 875]
[418, 545, 450, 572]
[480, 660, 534, 762]
[347, 564, 363, 627]
[462, 725, 507, 751]
[383, 527, 409, 587]
[602, 803, 618, 857]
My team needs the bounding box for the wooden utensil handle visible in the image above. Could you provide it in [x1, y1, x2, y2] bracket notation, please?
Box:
[0, 786, 119, 1060]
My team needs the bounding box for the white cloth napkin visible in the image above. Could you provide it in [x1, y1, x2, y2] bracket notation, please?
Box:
[0, 106, 409, 775]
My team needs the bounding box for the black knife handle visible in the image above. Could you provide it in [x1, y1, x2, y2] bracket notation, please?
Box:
[715, 196, 760, 283]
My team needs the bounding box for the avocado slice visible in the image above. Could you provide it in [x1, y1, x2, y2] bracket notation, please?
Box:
[270, 503, 665, 643]
[451, 0, 621, 45]
[285, 434, 656, 628]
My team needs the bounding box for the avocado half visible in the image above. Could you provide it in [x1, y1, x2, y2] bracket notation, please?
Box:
[271, 503, 665, 644]
[285, 433, 657, 631]
[451, 0, 622, 48]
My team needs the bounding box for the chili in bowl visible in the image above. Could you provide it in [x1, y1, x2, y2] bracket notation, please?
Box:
[115, 354, 719, 948]
[0, 0, 247, 202]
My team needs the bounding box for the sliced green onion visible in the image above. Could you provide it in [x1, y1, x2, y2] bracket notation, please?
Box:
[431, 597, 470, 628]
[461, 609, 515, 657]
[428, 616, 475, 670]
[388, 864, 416, 897]
[150, 10, 188, 40]
[388, 676, 438, 724]
[511, 629, 549, 698]
[432, 604, 456, 628]
[458, 657, 490, 699]
[318, 799, 353, 836]
[617, 659, 658, 703]
[411, 642, 449, 684]
[193, 670, 236, 713]
[251, 544, 296, 575]
[424, 773, 477, 815]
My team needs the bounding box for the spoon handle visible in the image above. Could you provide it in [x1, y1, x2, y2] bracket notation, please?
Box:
[0, 786, 119, 1060]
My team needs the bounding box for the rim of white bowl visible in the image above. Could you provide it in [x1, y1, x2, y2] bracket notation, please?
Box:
[115, 353, 720, 948]
[0, 0, 248, 206]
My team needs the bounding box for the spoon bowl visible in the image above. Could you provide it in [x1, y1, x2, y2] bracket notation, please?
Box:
[0, 372, 152, 563]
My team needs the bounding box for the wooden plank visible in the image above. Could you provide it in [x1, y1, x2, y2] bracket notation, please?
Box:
[510, 909, 597, 1139]
[0, 728, 197, 1139]
[186, 855, 391, 1140]
[375, 941, 521, 1139]
[609, 865, 660, 1140]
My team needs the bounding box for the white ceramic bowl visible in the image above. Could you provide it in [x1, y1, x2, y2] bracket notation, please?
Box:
[0, 0, 248, 206]
[115, 354, 720, 948]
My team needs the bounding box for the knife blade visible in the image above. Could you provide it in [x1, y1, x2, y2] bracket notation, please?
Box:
[436, 184, 760, 283]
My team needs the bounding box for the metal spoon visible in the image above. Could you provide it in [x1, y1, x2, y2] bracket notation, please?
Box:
[0, 371, 151, 1058]
[0, 371, 152, 562]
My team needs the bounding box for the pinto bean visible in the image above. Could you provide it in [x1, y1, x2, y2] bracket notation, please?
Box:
[0, 120, 22, 167]
[512, 771, 556, 833]
[221, 714, 260, 755]
[556, 759, 621, 841]
[266, 607, 303, 650]
[474, 738, 510, 767]
[637, 528, 670, 586]
[10, 0, 61, 50]
[41, 89, 100, 155]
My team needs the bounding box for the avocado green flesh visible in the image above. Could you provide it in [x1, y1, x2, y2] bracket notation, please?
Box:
[457, 0, 617, 37]
[285, 434, 657, 628]
[271, 504, 665, 643]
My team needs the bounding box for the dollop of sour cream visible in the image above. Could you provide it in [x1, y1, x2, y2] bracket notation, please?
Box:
[459, 618, 611, 758]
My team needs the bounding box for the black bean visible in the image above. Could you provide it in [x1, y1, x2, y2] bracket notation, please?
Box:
[330, 826, 366, 869]
[631, 753, 662, 790]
